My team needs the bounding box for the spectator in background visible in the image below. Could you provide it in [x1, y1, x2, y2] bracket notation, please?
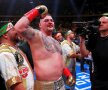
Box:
[53, 31, 64, 43]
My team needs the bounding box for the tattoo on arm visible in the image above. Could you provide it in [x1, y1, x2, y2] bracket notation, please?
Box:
[21, 26, 35, 40]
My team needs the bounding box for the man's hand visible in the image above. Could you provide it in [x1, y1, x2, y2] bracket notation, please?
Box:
[24, 5, 48, 22]
[63, 68, 76, 86]
[66, 75, 76, 86]
[35, 5, 48, 15]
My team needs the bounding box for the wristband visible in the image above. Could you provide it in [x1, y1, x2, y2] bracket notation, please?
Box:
[24, 8, 39, 22]
[63, 68, 72, 77]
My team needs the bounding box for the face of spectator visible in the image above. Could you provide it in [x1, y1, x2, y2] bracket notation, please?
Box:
[39, 15, 55, 33]
[69, 32, 75, 40]
[99, 16, 108, 32]
[7, 27, 20, 43]
[55, 33, 63, 42]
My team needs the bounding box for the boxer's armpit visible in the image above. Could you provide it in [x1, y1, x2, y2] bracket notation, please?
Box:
[21, 27, 35, 40]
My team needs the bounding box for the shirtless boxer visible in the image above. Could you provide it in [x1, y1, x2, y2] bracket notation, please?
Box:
[14, 5, 75, 90]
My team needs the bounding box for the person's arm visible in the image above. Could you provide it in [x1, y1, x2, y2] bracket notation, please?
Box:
[14, 5, 48, 40]
[68, 53, 82, 59]
[79, 36, 90, 57]
[11, 83, 26, 90]
[0, 53, 25, 90]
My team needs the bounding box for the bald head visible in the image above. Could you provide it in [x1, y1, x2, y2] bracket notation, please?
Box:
[98, 16, 108, 35]
[99, 16, 108, 22]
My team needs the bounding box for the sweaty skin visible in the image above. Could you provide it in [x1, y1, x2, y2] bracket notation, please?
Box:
[15, 15, 65, 81]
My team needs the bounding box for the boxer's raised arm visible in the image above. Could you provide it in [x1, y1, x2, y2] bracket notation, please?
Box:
[14, 5, 48, 39]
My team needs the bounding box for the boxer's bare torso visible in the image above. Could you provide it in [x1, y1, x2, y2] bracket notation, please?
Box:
[29, 31, 64, 81]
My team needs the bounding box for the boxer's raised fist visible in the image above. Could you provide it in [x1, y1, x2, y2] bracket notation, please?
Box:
[35, 5, 48, 15]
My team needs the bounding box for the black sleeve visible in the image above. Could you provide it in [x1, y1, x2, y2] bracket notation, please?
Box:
[86, 34, 99, 51]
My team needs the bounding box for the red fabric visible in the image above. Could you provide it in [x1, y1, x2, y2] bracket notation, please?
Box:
[63, 68, 72, 77]
[24, 8, 39, 22]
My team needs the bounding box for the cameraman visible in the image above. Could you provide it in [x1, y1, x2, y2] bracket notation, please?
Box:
[79, 16, 108, 90]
